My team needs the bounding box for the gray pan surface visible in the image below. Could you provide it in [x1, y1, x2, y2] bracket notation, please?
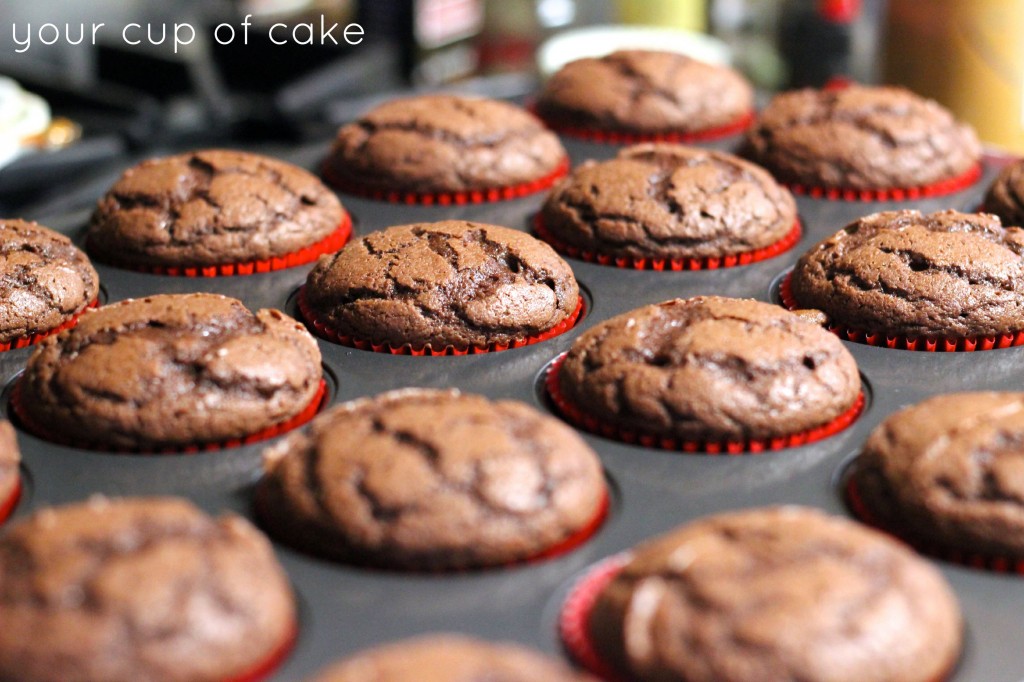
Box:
[5, 132, 1023, 681]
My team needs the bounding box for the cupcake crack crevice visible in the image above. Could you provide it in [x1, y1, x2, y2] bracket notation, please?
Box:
[256, 390, 606, 569]
[539, 145, 796, 261]
[17, 293, 322, 451]
[304, 221, 579, 350]
[557, 297, 861, 443]
[88, 149, 345, 269]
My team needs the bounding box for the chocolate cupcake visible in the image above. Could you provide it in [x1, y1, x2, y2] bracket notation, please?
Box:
[257, 389, 607, 570]
[850, 392, 1024, 570]
[0, 422, 19, 524]
[307, 635, 596, 682]
[88, 149, 349, 276]
[564, 507, 962, 682]
[551, 296, 862, 452]
[14, 293, 324, 452]
[0, 496, 296, 682]
[323, 94, 568, 204]
[784, 209, 1024, 350]
[983, 158, 1024, 226]
[536, 144, 800, 269]
[535, 49, 754, 143]
[0, 219, 99, 350]
[744, 84, 981, 200]
[300, 221, 581, 354]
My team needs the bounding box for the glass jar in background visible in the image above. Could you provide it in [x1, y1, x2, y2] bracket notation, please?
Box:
[615, 0, 707, 32]
[885, 0, 1024, 153]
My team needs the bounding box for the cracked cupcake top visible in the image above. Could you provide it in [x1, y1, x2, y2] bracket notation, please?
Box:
[536, 49, 753, 134]
[19, 293, 322, 450]
[854, 392, 1024, 558]
[87, 149, 344, 268]
[0, 219, 99, 344]
[258, 389, 605, 570]
[0, 496, 295, 682]
[304, 220, 579, 349]
[539, 144, 796, 259]
[558, 296, 860, 441]
[589, 507, 961, 682]
[0, 422, 18, 515]
[744, 85, 980, 190]
[790, 210, 1024, 338]
[984, 158, 1024, 227]
[323, 95, 566, 194]
[308, 635, 596, 682]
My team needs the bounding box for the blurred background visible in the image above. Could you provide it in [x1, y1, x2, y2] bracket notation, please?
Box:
[0, 0, 1019, 214]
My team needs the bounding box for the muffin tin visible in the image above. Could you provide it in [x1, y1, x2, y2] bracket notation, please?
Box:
[6, 134, 1022, 681]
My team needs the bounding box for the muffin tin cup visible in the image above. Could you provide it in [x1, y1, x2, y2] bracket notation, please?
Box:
[534, 215, 802, 271]
[227, 621, 299, 682]
[296, 288, 585, 356]
[558, 553, 630, 682]
[545, 353, 865, 454]
[0, 298, 99, 353]
[779, 273, 1024, 352]
[97, 214, 353, 278]
[321, 157, 571, 206]
[8, 378, 328, 455]
[0, 479, 20, 524]
[532, 108, 756, 146]
[844, 477, 1024, 575]
[785, 162, 983, 202]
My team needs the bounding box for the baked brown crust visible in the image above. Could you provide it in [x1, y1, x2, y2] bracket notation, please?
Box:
[536, 50, 753, 134]
[0, 497, 295, 682]
[0, 219, 98, 344]
[984, 159, 1024, 227]
[744, 85, 980, 190]
[589, 507, 962, 682]
[88, 149, 344, 268]
[539, 144, 796, 259]
[258, 389, 605, 569]
[19, 293, 322, 450]
[855, 392, 1024, 558]
[304, 221, 579, 349]
[559, 297, 860, 441]
[307, 635, 596, 682]
[790, 210, 1024, 338]
[0, 423, 18, 514]
[323, 95, 566, 194]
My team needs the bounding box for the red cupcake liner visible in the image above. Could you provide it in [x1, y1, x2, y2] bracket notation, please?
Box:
[9, 378, 328, 455]
[535, 108, 756, 145]
[845, 476, 1024, 575]
[0, 479, 20, 525]
[322, 157, 570, 205]
[527, 489, 610, 564]
[111, 214, 352, 277]
[297, 287, 584, 356]
[780, 272, 1024, 352]
[254, 487, 609, 572]
[559, 553, 631, 682]
[534, 215, 802, 271]
[547, 353, 864, 454]
[0, 298, 99, 353]
[785, 162, 982, 202]
[225, 619, 298, 682]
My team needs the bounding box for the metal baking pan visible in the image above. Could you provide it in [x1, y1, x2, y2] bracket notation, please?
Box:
[5, 134, 1021, 681]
